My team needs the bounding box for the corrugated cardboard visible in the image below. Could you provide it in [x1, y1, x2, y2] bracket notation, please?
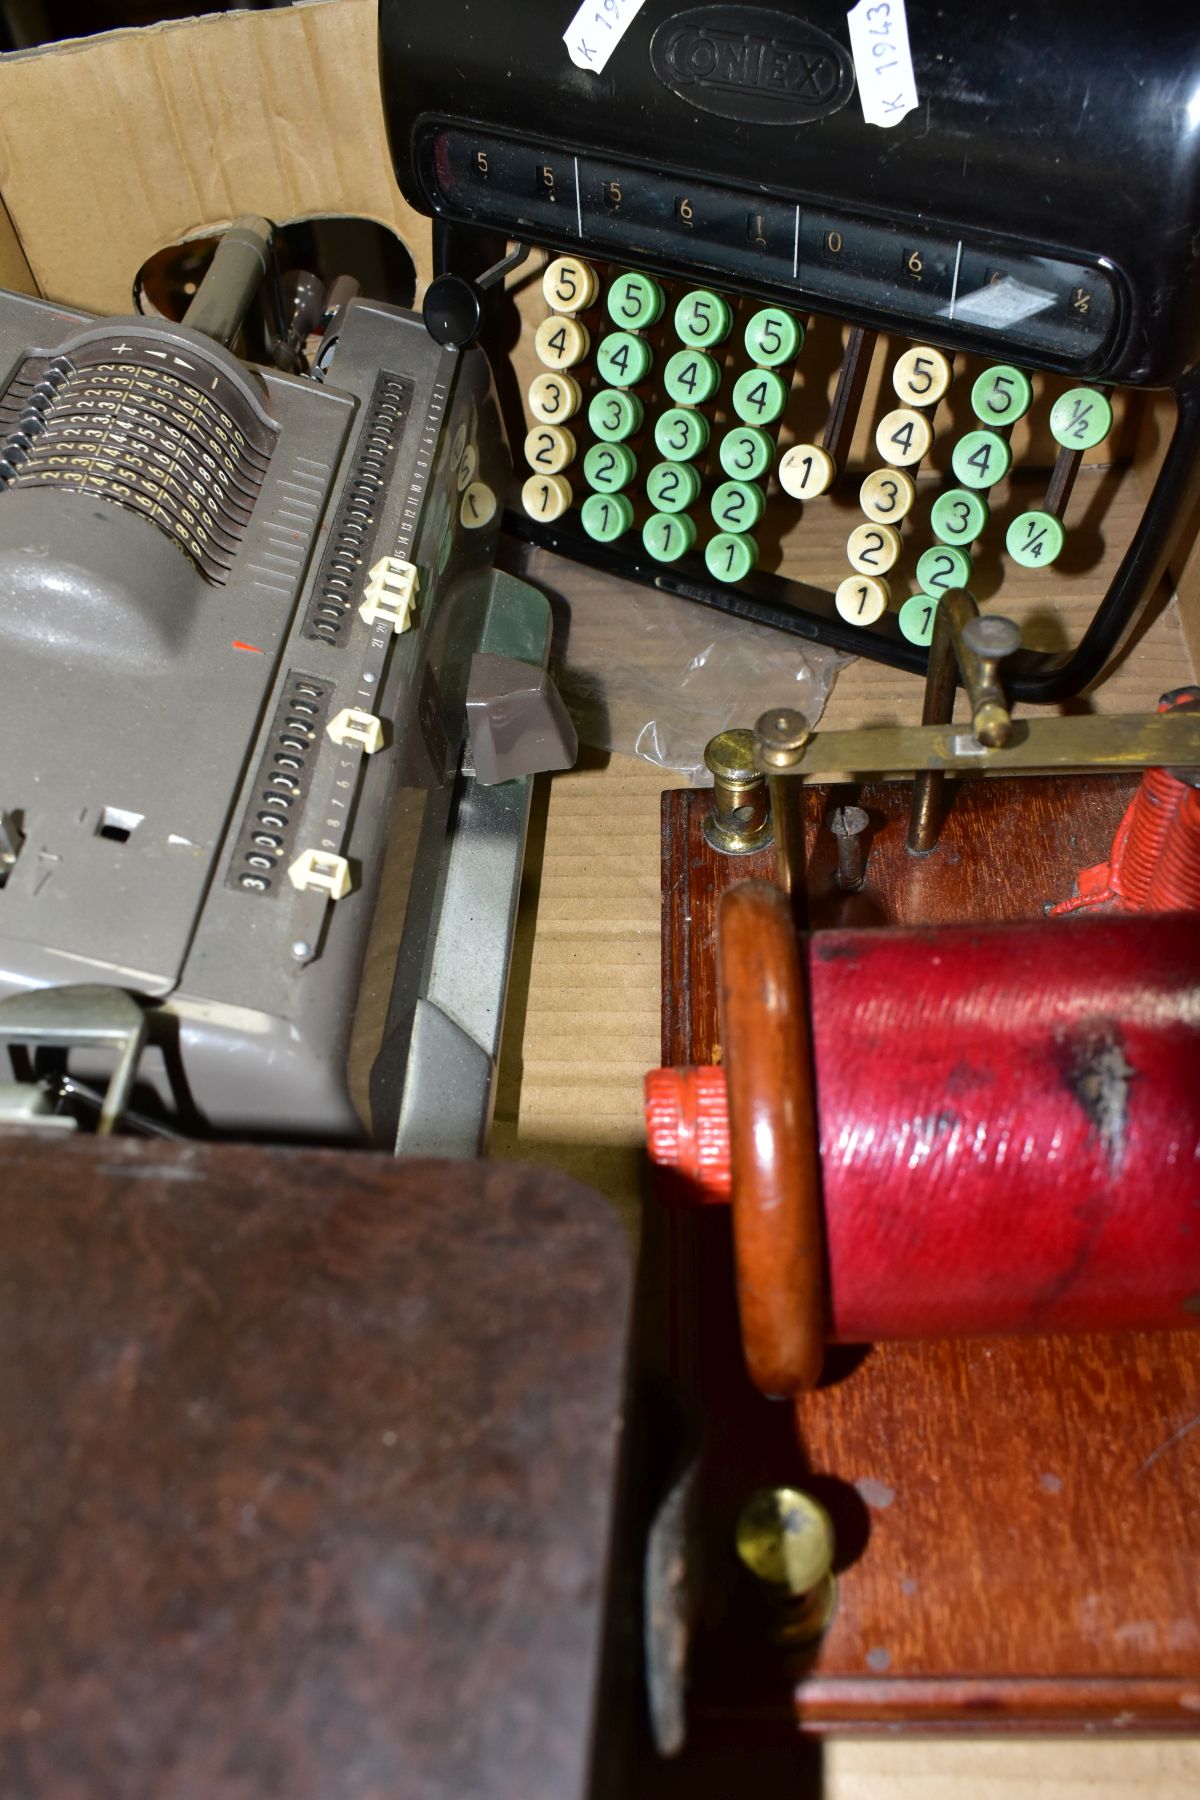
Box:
[0, 194, 33, 295]
[0, 0, 432, 316]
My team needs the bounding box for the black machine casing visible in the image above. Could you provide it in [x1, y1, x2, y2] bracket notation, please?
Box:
[380, 0, 1200, 700]
[382, 0, 1200, 387]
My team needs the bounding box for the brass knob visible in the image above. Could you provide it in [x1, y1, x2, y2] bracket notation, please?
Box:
[735, 1485, 837, 1642]
[754, 708, 811, 770]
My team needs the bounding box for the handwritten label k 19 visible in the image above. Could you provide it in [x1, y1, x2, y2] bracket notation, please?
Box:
[565, 0, 646, 73]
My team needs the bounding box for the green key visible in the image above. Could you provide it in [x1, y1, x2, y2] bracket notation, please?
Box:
[581, 491, 634, 542]
[719, 426, 773, 481]
[583, 440, 636, 492]
[951, 429, 1011, 490]
[1006, 509, 1065, 567]
[971, 364, 1033, 426]
[916, 544, 973, 594]
[663, 349, 721, 405]
[732, 367, 789, 424]
[588, 388, 642, 442]
[710, 480, 765, 533]
[674, 289, 732, 348]
[655, 406, 710, 462]
[899, 593, 940, 646]
[606, 270, 665, 329]
[705, 531, 759, 584]
[596, 330, 652, 388]
[743, 307, 802, 368]
[642, 511, 697, 563]
[1050, 387, 1113, 450]
[646, 460, 701, 513]
[931, 487, 988, 545]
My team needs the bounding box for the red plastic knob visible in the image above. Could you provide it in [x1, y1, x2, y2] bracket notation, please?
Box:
[643, 1066, 731, 1201]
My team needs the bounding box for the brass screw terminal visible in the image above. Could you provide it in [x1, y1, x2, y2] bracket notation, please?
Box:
[703, 729, 774, 856]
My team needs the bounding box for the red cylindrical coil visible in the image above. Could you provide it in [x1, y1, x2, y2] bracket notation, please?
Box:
[646, 913, 1200, 1344]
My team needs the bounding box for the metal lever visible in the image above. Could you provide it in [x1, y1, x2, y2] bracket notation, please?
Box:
[908, 591, 1020, 853]
[0, 985, 148, 1135]
[182, 215, 275, 349]
[422, 243, 531, 350]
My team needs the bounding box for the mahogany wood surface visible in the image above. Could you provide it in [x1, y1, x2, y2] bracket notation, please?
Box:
[659, 772, 1200, 1732]
[0, 1138, 631, 1799]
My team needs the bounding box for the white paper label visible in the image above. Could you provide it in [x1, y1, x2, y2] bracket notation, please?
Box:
[846, 0, 919, 128]
[564, 0, 646, 73]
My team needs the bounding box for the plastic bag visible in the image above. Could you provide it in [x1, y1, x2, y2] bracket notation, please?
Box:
[514, 546, 848, 780]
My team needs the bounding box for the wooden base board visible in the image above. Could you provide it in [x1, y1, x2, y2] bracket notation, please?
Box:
[657, 774, 1200, 1733]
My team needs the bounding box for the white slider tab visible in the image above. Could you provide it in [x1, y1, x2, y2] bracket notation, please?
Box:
[287, 848, 353, 900]
[359, 555, 419, 633]
[326, 707, 384, 754]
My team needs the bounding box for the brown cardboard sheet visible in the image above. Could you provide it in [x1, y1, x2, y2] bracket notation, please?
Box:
[0, 0, 431, 316]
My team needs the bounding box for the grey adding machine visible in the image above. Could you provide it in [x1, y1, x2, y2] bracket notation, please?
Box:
[0, 218, 574, 1148]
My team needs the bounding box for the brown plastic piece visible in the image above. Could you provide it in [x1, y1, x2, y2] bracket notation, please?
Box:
[717, 880, 825, 1396]
[466, 651, 578, 785]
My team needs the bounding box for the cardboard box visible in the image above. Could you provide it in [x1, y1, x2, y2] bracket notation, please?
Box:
[0, 0, 433, 316]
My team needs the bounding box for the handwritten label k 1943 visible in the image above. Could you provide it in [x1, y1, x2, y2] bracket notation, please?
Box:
[847, 0, 919, 128]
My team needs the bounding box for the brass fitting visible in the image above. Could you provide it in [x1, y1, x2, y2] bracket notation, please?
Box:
[703, 730, 774, 855]
[952, 606, 1022, 749]
[735, 1485, 837, 1644]
[754, 707, 812, 770]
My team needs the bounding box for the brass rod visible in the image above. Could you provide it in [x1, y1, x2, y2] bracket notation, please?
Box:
[753, 710, 1200, 782]
[907, 597, 959, 854]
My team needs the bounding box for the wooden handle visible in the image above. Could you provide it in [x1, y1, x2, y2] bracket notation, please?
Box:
[717, 880, 826, 1395]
